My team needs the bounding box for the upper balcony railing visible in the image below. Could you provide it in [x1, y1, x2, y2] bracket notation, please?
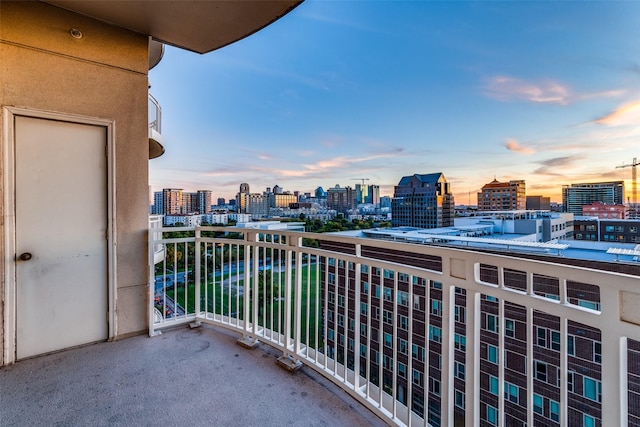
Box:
[149, 226, 640, 427]
[148, 93, 164, 159]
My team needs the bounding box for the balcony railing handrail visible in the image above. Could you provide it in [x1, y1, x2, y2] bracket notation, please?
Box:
[149, 225, 640, 427]
[148, 93, 161, 133]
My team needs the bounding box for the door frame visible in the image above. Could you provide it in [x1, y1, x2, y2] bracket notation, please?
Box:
[2, 106, 117, 365]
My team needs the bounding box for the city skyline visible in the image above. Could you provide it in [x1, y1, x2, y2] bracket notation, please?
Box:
[149, 1, 640, 204]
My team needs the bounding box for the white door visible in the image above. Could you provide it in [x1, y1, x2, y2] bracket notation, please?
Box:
[15, 116, 108, 359]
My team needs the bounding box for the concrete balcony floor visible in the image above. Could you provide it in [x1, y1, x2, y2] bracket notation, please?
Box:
[1, 325, 387, 426]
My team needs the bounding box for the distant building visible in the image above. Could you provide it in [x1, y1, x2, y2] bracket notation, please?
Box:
[315, 186, 327, 199]
[368, 185, 380, 206]
[582, 201, 626, 219]
[197, 190, 212, 214]
[477, 179, 526, 211]
[327, 185, 356, 215]
[391, 172, 454, 228]
[151, 191, 163, 215]
[217, 197, 226, 206]
[562, 181, 624, 216]
[526, 195, 551, 210]
[162, 188, 183, 215]
[573, 218, 640, 243]
[380, 196, 391, 209]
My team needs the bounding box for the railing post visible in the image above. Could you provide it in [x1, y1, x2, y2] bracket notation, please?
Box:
[148, 222, 159, 336]
[192, 226, 201, 328]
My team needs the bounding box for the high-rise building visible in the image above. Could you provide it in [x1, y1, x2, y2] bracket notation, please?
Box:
[391, 173, 454, 228]
[477, 179, 526, 211]
[152, 191, 163, 215]
[197, 190, 212, 214]
[368, 185, 380, 206]
[327, 185, 356, 214]
[217, 197, 226, 207]
[562, 181, 624, 216]
[162, 188, 183, 215]
[355, 184, 369, 204]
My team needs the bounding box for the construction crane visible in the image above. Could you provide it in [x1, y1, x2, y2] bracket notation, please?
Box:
[351, 178, 370, 186]
[616, 157, 639, 219]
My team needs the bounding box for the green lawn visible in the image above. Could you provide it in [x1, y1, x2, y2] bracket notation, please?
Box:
[167, 264, 323, 348]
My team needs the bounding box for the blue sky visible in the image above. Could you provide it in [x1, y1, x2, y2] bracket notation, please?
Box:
[149, 1, 640, 204]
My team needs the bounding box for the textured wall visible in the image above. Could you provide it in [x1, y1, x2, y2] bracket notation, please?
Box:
[1, 1, 150, 363]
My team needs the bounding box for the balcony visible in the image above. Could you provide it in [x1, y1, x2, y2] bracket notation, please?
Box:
[148, 93, 164, 159]
[0, 324, 384, 426]
[148, 226, 640, 426]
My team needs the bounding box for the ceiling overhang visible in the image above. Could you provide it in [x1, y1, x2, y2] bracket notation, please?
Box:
[43, 0, 302, 54]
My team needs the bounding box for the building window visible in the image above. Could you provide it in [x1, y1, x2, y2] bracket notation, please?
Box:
[383, 310, 393, 325]
[383, 355, 393, 370]
[551, 331, 561, 351]
[455, 390, 465, 409]
[429, 377, 441, 396]
[487, 344, 498, 363]
[412, 369, 424, 386]
[567, 372, 574, 392]
[486, 314, 498, 333]
[486, 404, 498, 425]
[550, 400, 560, 422]
[583, 377, 602, 402]
[398, 362, 407, 378]
[454, 362, 465, 380]
[413, 295, 421, 310]
[504, 382, 519, 403]
[338, 294, 345, 307]
[399, 339, 408, 355]
[412, 344, 425, 362]
[455, 305, 466, 323]
[384, 332, 393, 348]
[454, 334, 466, 352]
[431, 281, 442, 289]
[536, 326, 546, 347]
[429, 326, 442, 343]
[360, 302, 368, 315]
[583, 414, 596, 427]
[431, 299, 442, 316]
[399, 315, 408, 330]
[362, 281, 369, 294]
[489, 375, 499, 395]
[360, 323, 367, 337]
[505, 319, 515, 338]
[568, 335, 575, 356]
[398, 291, 409, 306]
[534, 361, 547, 382]
[383, 288, 393, 302]
[533, 393, 543, 414]
[594, 342, 602, 363]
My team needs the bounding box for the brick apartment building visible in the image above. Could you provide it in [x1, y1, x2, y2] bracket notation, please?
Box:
[319, 242, 617, 427]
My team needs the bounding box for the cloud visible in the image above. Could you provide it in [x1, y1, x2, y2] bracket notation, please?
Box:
[504, 138, 535, 154]
[593, 100, 640, 126]
[485, 76, 570, 105]
[532, 155, 584, 176]
[484, 76, 624, 106]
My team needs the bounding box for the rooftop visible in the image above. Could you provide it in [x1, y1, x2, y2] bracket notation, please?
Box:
[0, 325, 386, 426]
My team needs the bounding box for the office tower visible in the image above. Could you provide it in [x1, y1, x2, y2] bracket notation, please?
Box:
[392, 173, 454, 228]
[562, 181, 624, 216]
[368, 185, 380, 206]
[477, 179, 526, 211]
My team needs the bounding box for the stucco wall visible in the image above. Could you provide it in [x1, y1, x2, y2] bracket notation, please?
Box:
[0, 1, 150, 363]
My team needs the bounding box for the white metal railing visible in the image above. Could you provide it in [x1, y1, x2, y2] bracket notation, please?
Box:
[148, 93, 161, 133]
[149, 226, 640, 427]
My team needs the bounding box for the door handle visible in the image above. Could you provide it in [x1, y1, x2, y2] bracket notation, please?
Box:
[18, 252, 32, 261]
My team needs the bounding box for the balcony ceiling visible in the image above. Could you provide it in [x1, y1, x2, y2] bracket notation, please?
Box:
[42, 0, 302, 54]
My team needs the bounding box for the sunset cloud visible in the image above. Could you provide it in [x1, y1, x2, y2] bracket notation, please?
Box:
[504, 138, 535, 154]
[593, 100, 640, 126]
[485, 76, 570, 105]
